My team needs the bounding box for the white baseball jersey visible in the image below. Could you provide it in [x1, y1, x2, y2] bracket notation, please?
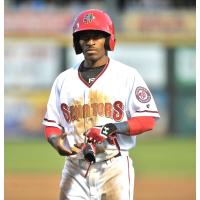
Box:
[43, 58, 160, 161]
[43, 58, 160, 200]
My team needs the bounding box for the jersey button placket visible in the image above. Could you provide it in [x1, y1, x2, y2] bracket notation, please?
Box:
[88, 164, 98, 199]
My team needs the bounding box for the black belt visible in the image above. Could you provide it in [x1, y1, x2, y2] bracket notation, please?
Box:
[102, 152, 121, 163]
[84, 153, 121, 178]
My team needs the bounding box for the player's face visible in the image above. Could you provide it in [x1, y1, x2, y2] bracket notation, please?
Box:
[79, 31, 107, 62]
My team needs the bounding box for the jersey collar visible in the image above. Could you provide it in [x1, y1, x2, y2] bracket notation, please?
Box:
[78, 58, 110, 88]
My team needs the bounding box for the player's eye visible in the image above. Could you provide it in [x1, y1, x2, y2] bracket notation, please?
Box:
[80, 35, 90, 41]
[80, 34, 102, 41]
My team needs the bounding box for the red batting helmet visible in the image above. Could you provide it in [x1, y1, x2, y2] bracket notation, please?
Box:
[72, 9, 116, 54]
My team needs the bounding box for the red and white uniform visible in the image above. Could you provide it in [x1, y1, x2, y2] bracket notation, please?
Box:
[43, 58, 160, 200]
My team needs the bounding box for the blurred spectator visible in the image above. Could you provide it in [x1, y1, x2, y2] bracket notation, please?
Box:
[140, 0, 172, 9]
[6, 0, 196, 9]
[172, 0, 195, 8]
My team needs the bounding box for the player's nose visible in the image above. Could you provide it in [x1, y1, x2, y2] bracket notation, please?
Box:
[86, 38, 95, 46]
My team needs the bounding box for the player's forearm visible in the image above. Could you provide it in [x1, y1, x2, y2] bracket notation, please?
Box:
[44, 126, 74, 156]
[114, 116, 155, 136]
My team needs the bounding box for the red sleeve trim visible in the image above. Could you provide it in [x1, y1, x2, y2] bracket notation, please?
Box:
[127, 116, 155, 136]
[44, 126, 62, 140]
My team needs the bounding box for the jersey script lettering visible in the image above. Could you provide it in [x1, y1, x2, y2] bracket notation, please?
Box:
[61, 101, 124, 123]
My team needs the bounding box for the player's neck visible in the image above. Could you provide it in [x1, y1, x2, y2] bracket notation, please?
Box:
[83, 55, 108, 68]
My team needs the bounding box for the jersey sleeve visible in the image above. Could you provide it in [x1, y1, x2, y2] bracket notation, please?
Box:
[126, 69, 160, 119]
[42, 77, 64, 130]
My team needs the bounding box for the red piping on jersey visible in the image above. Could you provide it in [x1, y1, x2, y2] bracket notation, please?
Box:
[43, 118, 63, 129]
[127, 156, 131, 200]
[78, 58, 110, 88]
[136, 110, 159, 114]
[127, 116, 155, 135]
[43, 118, 56, 123]
[44, 126, 62, 140]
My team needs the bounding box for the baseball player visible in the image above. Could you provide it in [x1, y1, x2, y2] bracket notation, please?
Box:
[43, 9, 160, 200]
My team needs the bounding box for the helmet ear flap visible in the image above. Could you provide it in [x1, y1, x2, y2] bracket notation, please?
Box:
[104, 35, 115, 51]
[104, 37, 111, 50]
[73, 37, 82, 54]
[109, 34, 116, 51]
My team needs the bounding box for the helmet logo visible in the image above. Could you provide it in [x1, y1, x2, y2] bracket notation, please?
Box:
[83, 13, 95, 24]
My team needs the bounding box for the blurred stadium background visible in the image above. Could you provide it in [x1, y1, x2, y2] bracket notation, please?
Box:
[4, 0, 196, 200]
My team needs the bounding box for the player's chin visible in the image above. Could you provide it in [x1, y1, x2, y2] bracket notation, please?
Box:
[84, 53, 99, 61]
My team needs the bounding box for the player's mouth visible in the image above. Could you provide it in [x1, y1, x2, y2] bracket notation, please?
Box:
[85, 48, 98, 54]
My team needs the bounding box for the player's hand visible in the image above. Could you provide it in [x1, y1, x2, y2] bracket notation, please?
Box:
[48, 134, 76, 156]
[85, 123, 117, 144]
